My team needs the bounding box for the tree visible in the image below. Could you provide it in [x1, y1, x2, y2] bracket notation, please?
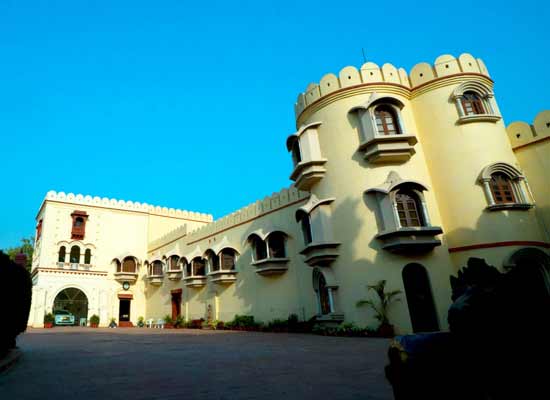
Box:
[3, 236, 34, 271]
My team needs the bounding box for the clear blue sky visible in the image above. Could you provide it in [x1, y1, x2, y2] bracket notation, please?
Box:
[0, 1, 548, 249]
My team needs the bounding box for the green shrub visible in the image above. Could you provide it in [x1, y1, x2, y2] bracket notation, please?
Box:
[164, 315, 173, 324]
[44, 313, 55, 324]
[226, 314, 261, 330]
[137, 316, 145, 327]
[174, 315, 184, 328]
[89, 314, 100, 325]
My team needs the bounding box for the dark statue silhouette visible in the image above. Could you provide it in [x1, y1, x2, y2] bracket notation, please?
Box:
[386, 253, 550, 399]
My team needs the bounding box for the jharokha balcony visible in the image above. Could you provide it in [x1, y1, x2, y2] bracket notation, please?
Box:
[183, 275, 207, 288]
[167, 268, 183, 281]
[114, 271, 138, 284]
[253, 258, 289, 276]
[209, 269, 237, 284]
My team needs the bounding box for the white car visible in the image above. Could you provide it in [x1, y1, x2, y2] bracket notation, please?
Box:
[54, 310, 75, 326]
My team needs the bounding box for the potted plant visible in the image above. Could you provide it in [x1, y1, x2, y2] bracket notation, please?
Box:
[356, 280, 402, 338]
[174, 315, 184, 328]
[89, 314, 100, 328]
[43, 313, 54, 328]
[109, 317, 117, 328]
[137, 316, 145, 328]
[164, 314, 174, 329]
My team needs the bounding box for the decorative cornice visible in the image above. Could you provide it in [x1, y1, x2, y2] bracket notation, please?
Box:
[32, 267, 109, 277]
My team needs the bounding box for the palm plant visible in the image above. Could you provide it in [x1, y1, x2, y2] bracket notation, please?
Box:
[357, 280, 402, 328]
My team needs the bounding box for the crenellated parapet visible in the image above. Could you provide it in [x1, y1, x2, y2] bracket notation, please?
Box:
[148, 225, 188, 251]
[295, 53, 491, 122]
[42, 191, 213, 222]
[507, 111, 550, 150]
[185, 187, 310, 244]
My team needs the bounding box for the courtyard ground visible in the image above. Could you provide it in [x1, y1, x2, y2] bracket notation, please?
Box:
[0, 327, 393, 400]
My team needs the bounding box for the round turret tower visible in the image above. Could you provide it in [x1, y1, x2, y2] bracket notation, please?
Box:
[287, 53, 549, 333]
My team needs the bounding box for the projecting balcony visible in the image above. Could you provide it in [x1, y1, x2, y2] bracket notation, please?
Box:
[358, 135, 417, 164]
[114, 271, 138, 284]
[167, 269, 183, 281]
[375, 226, 443, 254]
[290, 159, 328, 191]
[300, 242, 340, 267]
[209, 270, 237, 284]
[147, 274, 164, 286]
[253, 258, 289, 276]
[183, 275, 207, 288]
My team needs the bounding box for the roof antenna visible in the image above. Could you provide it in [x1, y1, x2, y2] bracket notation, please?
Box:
[361, 48, 367, 64]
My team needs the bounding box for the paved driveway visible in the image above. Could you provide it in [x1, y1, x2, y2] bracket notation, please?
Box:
[0, 328, 393, 400]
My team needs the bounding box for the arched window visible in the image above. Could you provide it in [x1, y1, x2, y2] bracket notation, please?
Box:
[69, 246, 80, 263]
[122, 257, 136, 273]
[114, 259, 122, 272]
[169, 255, 180, 271]
[489, 173, 516, 204]
[192, 257, 206, 276]
[220, 249, 237, 270]
[84, 249, 92, 264]
[36, 219, 43, 240]
[206, 250, 220, 272]
[395, 190, 423, 227]
[374, 105, 400, 135]
[313, 269, 332, 315]
[58, 246, 66, 263]
[297, 212, 313, 245]
[150, 261, 163, 276]
[461, 91, 485, 115]
[267, 232, 286, 258]
[185, 260, 192, 277]
[249, 235, 267, 261]
[402, 263, 439, 333]
[291, 141, 302, 166]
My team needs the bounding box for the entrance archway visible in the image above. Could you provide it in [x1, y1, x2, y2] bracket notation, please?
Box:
[402, 263, 439, 333]
[53, 288, 89, 325]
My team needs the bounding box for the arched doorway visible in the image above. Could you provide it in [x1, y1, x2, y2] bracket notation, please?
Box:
[53, 288, 88, 325]
[402, 263, 439, 333]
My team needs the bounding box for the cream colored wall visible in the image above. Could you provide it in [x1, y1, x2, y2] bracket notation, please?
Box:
[296, 87, 453, 333]
[30, 191, 211, 327]
[507, 111, 550, 238]
[145, 188, 317, 324]
[411, 81, 545, 253]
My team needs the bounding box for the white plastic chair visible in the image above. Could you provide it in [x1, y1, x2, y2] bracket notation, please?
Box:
[146, 318, 154, 328]
[156, 318, 165, 329]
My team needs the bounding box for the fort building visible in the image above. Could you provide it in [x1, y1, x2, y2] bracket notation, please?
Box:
[28, 53, 550, 333]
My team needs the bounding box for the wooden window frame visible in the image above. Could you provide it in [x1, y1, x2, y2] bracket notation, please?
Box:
[122, 257, 136, 273]
[221, 249, 236, 271]
[461, 92, 485, 116]
[489, 173, 516, 204]
[70, 210, 88, 240]
[395, 191, 424, 228]
[374, 105, 401, 136]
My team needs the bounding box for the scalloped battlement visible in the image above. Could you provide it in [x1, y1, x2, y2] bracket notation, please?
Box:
[148, 225, 188, 250]
[43, 190, 213, 222]
[507, 111, 550, 149]
[185, 186, 310, 243]
[295, 53, 491, 120]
